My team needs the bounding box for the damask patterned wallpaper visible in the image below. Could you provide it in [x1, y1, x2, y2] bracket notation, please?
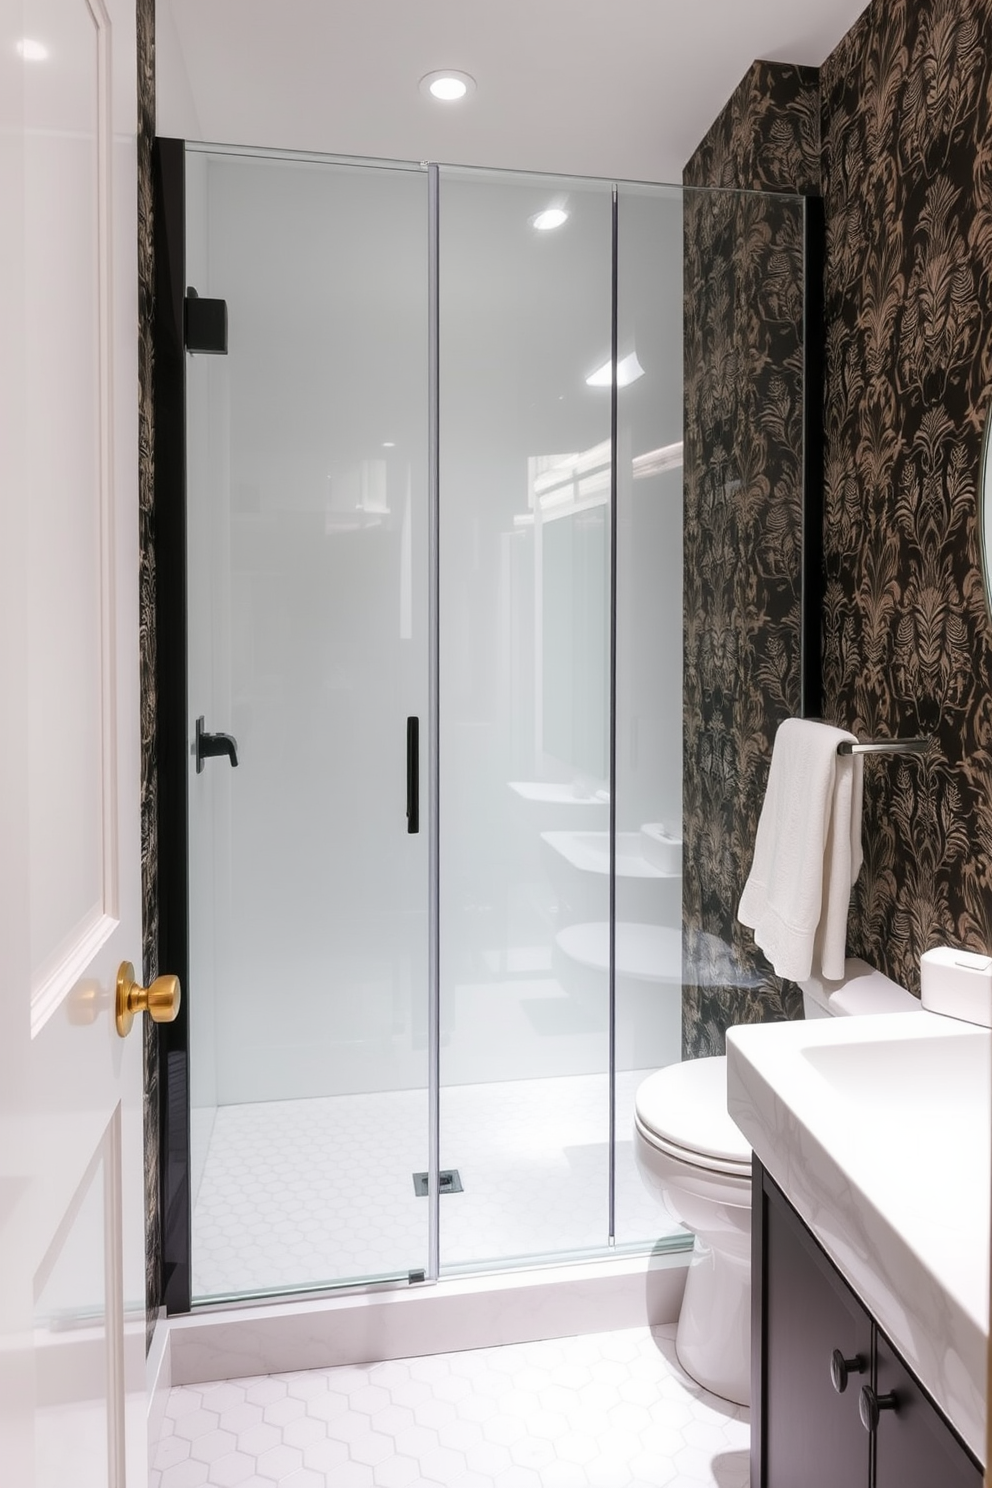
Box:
[684, 60, 821, 197]
[684, 1, 992, 1055]
[682, 62, 821, 1057]
[820, 0, 992, 993]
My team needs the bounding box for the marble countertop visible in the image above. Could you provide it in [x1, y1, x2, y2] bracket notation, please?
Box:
[726, 1010, 989, 1462]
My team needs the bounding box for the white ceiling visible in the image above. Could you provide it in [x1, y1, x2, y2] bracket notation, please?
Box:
[158, 0, 870, 183]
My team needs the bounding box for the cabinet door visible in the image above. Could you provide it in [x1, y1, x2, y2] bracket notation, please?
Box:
[874, 1332, 983, 1488]
[759, 1176, 871, 1488]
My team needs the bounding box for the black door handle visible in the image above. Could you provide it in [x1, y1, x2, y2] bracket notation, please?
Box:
[407, 717, 419, 833]
[196, 716, 239, 773]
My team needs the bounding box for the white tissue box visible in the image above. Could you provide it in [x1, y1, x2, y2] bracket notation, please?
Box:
[920, 947, 992, 1028]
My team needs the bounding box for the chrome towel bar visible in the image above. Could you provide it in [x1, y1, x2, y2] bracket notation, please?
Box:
[836, 738, 930, 757]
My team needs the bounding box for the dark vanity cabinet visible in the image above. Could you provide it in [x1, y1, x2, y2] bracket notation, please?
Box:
[755, 1162, 871, 1486]
[872, 1332, 983, 1488]
[752, 1161, 982, 1488]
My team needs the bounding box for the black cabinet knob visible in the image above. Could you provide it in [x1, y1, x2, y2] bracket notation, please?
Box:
[859, 1385, 898, 1432]
[830, 1350, 866, 1394]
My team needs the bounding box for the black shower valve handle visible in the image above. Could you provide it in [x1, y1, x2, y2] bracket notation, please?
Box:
[195, 716, 239, 773]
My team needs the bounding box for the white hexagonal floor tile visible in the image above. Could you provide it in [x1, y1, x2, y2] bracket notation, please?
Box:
[190, 1073, 677, 1298]
[156, 1324, 748, 1487]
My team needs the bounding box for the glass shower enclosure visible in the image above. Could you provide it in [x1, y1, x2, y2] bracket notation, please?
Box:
[437, 171, 685, 1270]
[169, 140, 688, 1305]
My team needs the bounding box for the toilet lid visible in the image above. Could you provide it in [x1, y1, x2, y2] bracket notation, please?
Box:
[635, 1056, 751, 1168]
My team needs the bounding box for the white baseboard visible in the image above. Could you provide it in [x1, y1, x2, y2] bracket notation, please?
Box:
[164, 1250, 690, 1387]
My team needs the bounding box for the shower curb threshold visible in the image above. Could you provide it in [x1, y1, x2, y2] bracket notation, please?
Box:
[151, 1248, 690, 1401]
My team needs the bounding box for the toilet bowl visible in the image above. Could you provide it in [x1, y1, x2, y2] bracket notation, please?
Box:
[633, 957, 920, 1406]
[635, 1056, 752, 1403]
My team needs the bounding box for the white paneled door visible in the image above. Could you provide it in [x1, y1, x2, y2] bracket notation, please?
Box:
[1, 1, 147, 1484]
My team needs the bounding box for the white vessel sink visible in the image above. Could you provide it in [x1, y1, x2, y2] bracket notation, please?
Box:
[727, 1010, 990, 1460]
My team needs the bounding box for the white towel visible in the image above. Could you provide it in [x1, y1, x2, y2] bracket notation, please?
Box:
[737, 718, 864, 982]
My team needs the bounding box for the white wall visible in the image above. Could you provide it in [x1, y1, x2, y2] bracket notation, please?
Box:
[155, 0, 201, 138]
[185, 151, 431, 1108]
[437, 174, 684, 1088]
[615, 189, 684, 842]
[154, 0, 870, 184]
[182, 155, 683, 1124]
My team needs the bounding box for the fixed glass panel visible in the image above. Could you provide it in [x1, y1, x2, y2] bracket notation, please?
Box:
[613, 184, 686, 1246]
[680, 183, 810, 1029]
[186, 148, 431, 1301]
[438, 168, 613, 1269]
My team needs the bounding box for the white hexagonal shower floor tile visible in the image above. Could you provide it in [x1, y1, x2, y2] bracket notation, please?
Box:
[153, 1325, 749, 1488]
[192, 1072, 682, 1300]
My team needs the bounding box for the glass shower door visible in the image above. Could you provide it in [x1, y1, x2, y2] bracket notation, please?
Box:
[438, 168, 615, 1269]
[185, 147, 431, 1302]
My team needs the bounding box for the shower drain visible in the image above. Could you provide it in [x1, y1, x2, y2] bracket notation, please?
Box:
[412, 1169, 464, 1197]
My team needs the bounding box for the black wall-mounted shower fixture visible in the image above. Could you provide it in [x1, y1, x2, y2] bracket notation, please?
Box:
[195, 716, 239, 772]
[185, 287, 228, 354]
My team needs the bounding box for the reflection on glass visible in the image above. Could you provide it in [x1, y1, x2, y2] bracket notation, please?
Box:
[182, 150, 696, 1293]
[186, 149, 431, 1301]
[541, 494, 609, 782]
[438, 169, 614, 1268]
[613, 185, 686, 1247]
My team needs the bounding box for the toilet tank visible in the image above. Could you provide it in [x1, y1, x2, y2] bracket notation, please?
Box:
[799, 957, 920, 1018]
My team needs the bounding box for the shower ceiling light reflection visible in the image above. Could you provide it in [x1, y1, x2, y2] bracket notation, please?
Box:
[532, 208, 569, 231]
[585, 350, 645, 388]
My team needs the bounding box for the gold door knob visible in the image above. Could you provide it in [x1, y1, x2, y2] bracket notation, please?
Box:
[115, 961, 181, 1038]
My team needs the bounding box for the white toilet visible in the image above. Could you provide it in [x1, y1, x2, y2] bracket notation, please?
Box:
[633, 958, 920, 1405]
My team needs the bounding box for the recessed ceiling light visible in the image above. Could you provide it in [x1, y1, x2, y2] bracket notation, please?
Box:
[383, 441, 396, 448]
[420, 70, 476, 103]
[585, 351, 645, 389]
[16, 38, 48, 61]
[532, 208, 569, 232]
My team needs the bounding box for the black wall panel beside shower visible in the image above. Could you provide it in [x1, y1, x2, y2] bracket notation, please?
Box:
[152, 136, 193, 1316]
